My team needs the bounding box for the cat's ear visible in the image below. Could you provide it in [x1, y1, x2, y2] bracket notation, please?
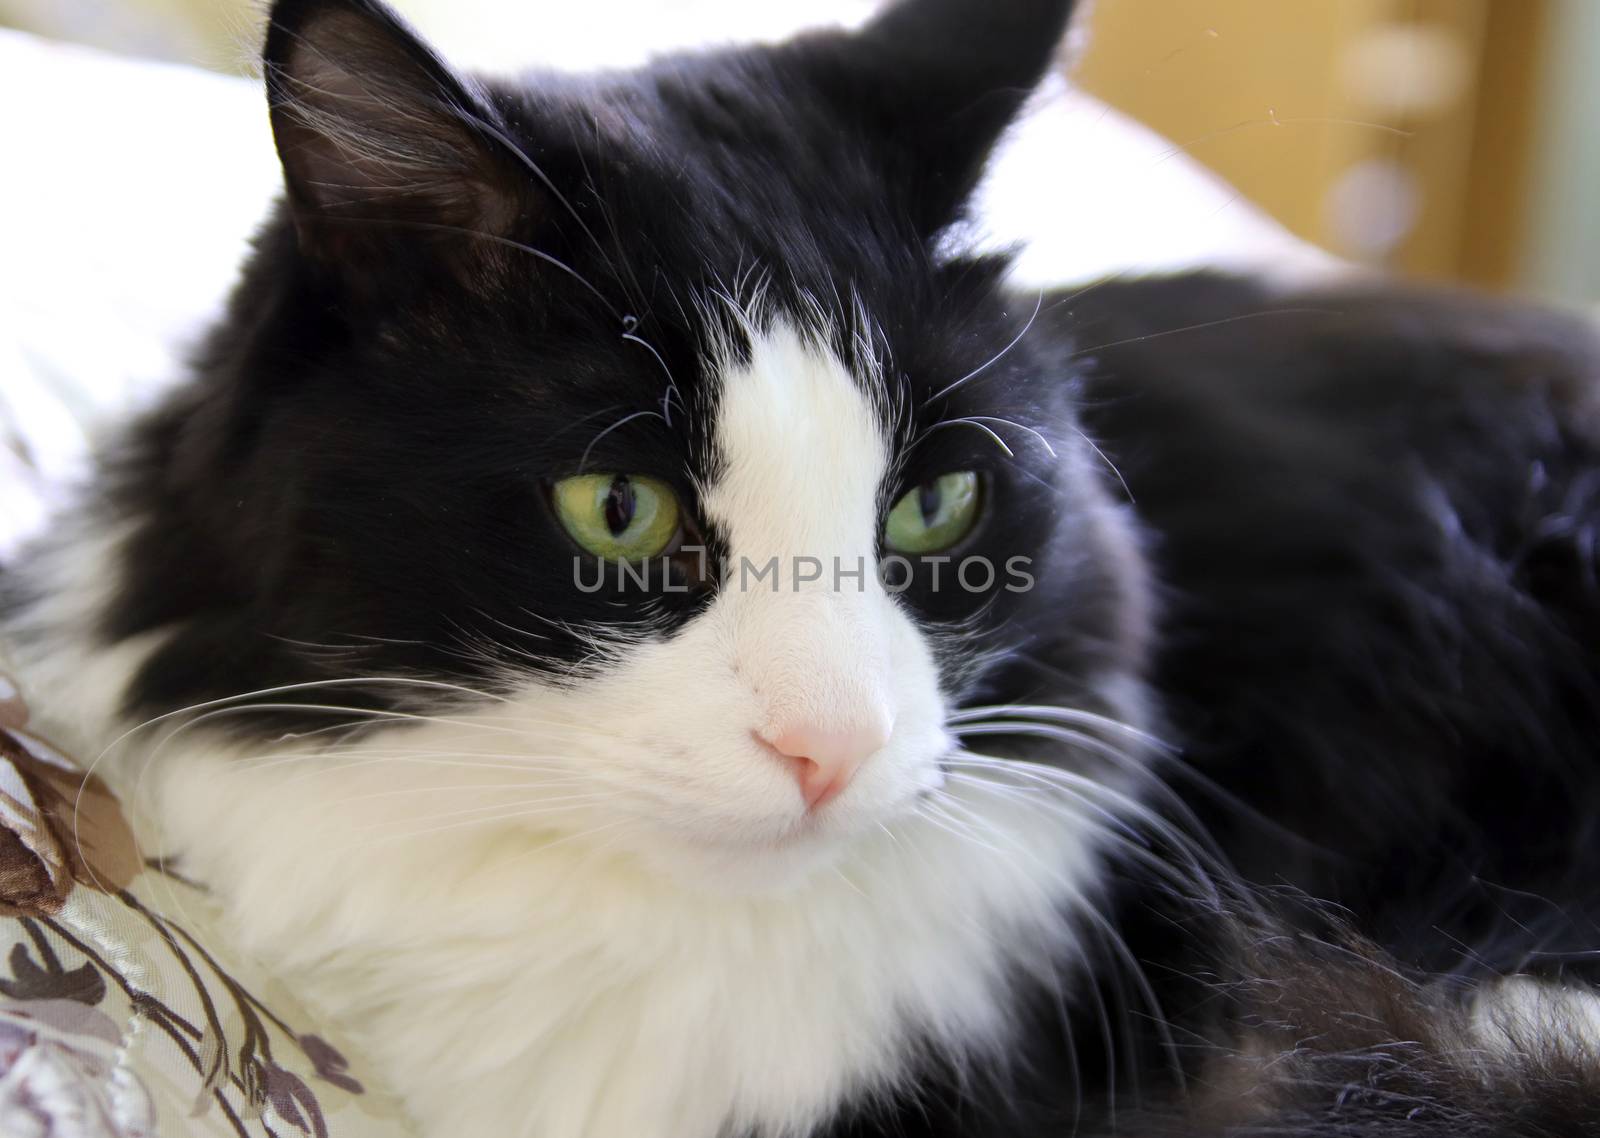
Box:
[263, 0, 519, 261]
[815, 0, 1079, 234]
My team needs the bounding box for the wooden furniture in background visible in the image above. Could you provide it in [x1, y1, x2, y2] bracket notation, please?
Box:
[1072, 0, 1549, 289]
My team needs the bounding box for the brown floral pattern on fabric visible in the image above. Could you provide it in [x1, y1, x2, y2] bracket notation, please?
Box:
[0, 727, 141, 920]
[0, 672, 406, 1137]
[0, 675, 26, 732]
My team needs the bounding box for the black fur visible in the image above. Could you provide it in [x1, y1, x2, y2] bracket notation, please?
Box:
[1073, 276, 1600, 1136]
[1067, 275, 1600, 982]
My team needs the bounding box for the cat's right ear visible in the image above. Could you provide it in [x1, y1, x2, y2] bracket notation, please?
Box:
[263, 0, 521, 265]
[801, 0, 1079, 237]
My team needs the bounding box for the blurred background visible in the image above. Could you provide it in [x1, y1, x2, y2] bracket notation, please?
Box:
[1, 0, 1597, 304]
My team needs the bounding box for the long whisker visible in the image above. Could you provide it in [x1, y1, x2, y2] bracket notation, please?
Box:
[75, 675, 512, 888]
[580, 408, 668, 471]
[957, 415, 1058, 458]
[948, 703, 1175, 749]
[959, 701, 1325, 856]
[331, 783, 605, 807]
[150, 702, 535, 744]
[942, 770, 1206, 901]
[919, 417, 1015, 459]
[97, 676, 508, 756]
[926, 289, 1044, 403]
[463, 112, 620, 277]
[620, 332, 682, 424]
[495, 818, 634, 869]
[929, 783, 1186, 1092]
[1067, 308, 1336, 360]
[943, 749, 1234, 902]
[331, 804, 624, 849]
[948, 715, 1220, 850]
[340, 794, 613, 830]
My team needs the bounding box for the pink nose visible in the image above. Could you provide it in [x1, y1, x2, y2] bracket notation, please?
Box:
[761, 714, 893, 811]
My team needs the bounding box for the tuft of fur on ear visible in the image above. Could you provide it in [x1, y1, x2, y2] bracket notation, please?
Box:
[805, 0, 1079, 235]
[263, 0, 519, 257]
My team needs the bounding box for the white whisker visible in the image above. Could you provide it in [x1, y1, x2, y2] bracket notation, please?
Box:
[926, 289, 1044, 403]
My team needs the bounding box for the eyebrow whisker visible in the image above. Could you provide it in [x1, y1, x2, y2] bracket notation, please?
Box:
[925, 288, 1044, 404]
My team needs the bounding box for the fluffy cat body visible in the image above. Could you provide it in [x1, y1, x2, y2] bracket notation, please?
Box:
[6, 0, 1600, 1136]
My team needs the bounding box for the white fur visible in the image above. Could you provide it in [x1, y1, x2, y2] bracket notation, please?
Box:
[1, 517, 169, 757]
[6, 323, 1109, 1138]
[1473, 976, 1600, 1058]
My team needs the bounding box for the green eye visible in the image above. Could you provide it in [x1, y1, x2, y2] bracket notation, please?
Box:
[884, 471, 981, 554]
[552, 473, 682, 561]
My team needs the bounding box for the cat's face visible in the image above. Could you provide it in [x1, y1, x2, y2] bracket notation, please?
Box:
[99, 0, 1148, 887]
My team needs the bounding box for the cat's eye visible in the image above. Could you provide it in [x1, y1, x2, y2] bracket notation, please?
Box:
[552, 474, 682, 561]
[884, 471, 981, 554]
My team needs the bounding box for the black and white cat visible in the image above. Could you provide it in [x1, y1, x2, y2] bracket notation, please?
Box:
[3, 0, 1600, 1135]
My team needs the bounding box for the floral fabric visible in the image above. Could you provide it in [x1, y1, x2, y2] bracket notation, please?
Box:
[0, 671, 413, 1138]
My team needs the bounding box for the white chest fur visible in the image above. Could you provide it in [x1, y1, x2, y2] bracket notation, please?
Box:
[143, 736, 1099, 1138]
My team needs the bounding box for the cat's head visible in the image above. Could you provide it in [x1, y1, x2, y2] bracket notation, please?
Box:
[94, 0, 1150, 886]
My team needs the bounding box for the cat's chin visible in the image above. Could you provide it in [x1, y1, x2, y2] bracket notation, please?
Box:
[625, 807, 911, 897]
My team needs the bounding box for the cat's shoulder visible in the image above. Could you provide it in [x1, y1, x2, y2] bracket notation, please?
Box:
[1053, 270, 1600, 438]
[1052, 271, 1600, 544]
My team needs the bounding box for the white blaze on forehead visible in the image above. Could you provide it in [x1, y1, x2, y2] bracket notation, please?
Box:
[702, 321, 889, 563]
[699, 317, 901, 749]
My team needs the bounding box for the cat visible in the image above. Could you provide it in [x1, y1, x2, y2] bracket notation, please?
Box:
[3, 0, 1600, 1135]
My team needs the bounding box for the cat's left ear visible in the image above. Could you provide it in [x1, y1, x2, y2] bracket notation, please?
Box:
[263, 0, 522, 262]
[801, 0, 1079, 235]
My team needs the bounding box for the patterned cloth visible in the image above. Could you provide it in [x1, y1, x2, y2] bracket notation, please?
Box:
[0, 672, 413, 1138]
